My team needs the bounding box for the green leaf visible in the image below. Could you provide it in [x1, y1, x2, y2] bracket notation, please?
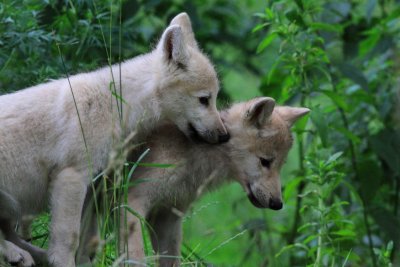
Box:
[275, 243, 309, 258]
[342, 249, 354, 267]
[125, 148, 150, 182]
[325, 152, 343, 166]
[256, 32, 277, 54]
[298, 190, 317, 198]
[310, 105, 329, 147]
[332, 229, 356, 237]
[367, 119, 385, 135]
[283, 177, 302, 202]
[253, 12, 267, 19]
[303, 234, 318, 244]
[345, 87, 375, 104]
[252, 23, 270, 33]
[265, 7, 275, 20]
[298, 222, 318, 232]
[334, 126, 361, 144]
[310, 22, 343, 33]
[127, 161, 175, 168]
[275, 244, 294, 258]
[320, 90, 348, 111]
[359, 29, 381, 56]
[387, 240, 394, 251]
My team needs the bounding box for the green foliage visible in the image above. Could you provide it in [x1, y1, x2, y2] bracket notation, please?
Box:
[374, 241, 394, 267]
[277, 151, 355, 266]
[253, 0, 400, 266]
[1, 0, 400, 266]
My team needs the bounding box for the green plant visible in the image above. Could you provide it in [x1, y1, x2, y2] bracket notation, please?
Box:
[277, 151, 358, 266]
[253, 0, 400, 266]
[374, 241, 394, 267]
[1, 0, 400, 266]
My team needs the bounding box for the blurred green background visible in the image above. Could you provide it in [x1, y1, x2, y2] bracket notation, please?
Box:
[1, 0, 399, 266]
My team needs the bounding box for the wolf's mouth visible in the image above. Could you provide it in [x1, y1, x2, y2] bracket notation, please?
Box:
[188, 123, 207, 143]
[246, 183, 266, 209]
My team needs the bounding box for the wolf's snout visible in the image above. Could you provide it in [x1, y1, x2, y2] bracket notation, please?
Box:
[269, 197, 283, 210]
[218, 132, 230, 143]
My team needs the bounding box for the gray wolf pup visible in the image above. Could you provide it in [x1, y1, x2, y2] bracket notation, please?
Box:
[121, 97, 309, 266]
[0, 12, 228, 267]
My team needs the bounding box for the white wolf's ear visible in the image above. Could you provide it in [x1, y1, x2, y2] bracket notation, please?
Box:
[169, 12, 197, 48]
[158, 25, 189, 68]
[277, 106, 310, 127]
[246, 97, 276, 127]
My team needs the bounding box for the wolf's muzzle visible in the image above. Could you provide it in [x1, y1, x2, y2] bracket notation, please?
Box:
[246, 183, 265, 208]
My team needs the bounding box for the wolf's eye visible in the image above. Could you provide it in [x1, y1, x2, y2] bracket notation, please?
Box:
[199, 96, 209, 107]
[260, 157, 273, 169]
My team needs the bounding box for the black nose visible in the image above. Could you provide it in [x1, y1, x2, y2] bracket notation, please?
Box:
[218, 133, 230, 143]
[269, 198, 283, 210]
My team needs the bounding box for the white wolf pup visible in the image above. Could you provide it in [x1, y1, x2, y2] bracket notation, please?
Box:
[121, 97, 309, 266]
[0, 12, 228, 267]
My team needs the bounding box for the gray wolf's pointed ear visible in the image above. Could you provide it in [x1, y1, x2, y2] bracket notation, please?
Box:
[246, 97, 276, 127]
[158, 25, 189, 67]
[277, 107, 310, 127]
[169, 12, 197, 48]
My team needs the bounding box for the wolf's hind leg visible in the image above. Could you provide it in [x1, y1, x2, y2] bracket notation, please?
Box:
[148, 208, 183, 267]
[76, 187, 99, 265]
[120, 199, 147, 265]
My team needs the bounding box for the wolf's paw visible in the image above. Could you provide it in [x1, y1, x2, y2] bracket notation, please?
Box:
[48, 251, 75, 267]
[1, 240, 35, 267]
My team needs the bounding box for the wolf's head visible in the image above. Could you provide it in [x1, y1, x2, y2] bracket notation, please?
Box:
[223, 97, 309, 210]
[155, 13, 229, 144]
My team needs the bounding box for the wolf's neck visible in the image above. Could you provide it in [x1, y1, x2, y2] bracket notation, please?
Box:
[98, 53, 165, 140]
[190, 144, 233, 193]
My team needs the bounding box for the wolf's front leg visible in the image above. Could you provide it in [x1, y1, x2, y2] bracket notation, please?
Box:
[48, 168, 87, 267]
[120, 199, 147, 265]
[149, 208, 183, 267]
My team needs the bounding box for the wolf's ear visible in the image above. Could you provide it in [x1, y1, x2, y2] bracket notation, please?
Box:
[158, 25, 189, 67]
[169, 12, 197, 48]
[246, 97, 275, 127]
[277, 107, 310, 127]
